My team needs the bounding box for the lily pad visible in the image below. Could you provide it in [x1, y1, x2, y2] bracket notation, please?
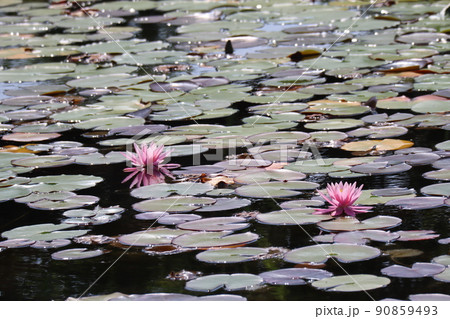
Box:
[133, 196, 216, 213]
[51, 248, 104, 261]
[312, 274, 390, 292]
[172, 231, 259, 249]
[381, 263, 445, 278]
[256, 208, 333, 226]
[318, 216, 402, 232]
[185, 273, 263, 292]
[234, 169, 306, 184]
[235, 181, 319, 198]
[284, 244, 381, 264]
[196, 247, 277, 264]
[130, 182, 213, 199]
[1, 223, 88, 241]
[420, 183, 450, 197]
[177, 217, 249, 232]
[119, 228, 192, 247]
[260, 268, 333, 285]
[385, 197, 445, 210]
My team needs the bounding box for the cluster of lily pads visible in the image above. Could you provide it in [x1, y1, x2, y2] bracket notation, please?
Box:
[0, 0, 449, 301]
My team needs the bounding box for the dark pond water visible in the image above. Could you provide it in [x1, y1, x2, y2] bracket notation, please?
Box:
[0, 0, 449, 301]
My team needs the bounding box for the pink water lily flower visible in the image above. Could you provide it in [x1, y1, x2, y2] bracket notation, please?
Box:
[314, 182, 372, 217]
[121, 143, 180, 188]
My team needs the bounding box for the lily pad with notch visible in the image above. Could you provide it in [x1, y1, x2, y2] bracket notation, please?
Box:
[284, 244, 381, 264]
[132, 196, 216, 213]
[312, 274, 390, 292]
[172, 231, 259, 249]
[318, 216, 402, 232]
[185, 273, 263, 292]
[235, 181, 319, 198]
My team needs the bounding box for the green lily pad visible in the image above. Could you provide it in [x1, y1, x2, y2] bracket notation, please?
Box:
[235, 181, 319, 198]
[118, 228, 193, 246]
[305, 119, 364, 131]
[130, 182, 213, 199]
[177, 217, 249, 232]
[27, 175, 103, 193]
[12, 155, 74, 168]
[51, 248, 104, 261]
[2, 223, 88, 241]
[196, 247, 275, 264]
[234, 169, 306, 184]
[420, 183, 450, 197]
[284, 244, 381, 264]
[0, 185, 31, 203]
[27, 195, 99, 211]
[412, 100, 450, 114]
[312, 274, 390, 292]
[185, 273, 263, 292]
[172, 231, 259, 249]
[318, 216, 402, 232]
[256, 208, 333, 226]
[133, 196, 216, 213]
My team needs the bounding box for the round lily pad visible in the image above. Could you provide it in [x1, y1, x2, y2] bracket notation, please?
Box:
[350, 162, 412, 175]
[260, 268, 333, 285]
[256, 208, 332, 226]
[420, 183, 450, 197]
[119, 228, 192, 247]
[234, 169, 306, 184]
[185, 273, 263, 292]
[318, 216, 402, 232]
[342, 139, 414, 152]
[284, 244, 381, 264]
[30, 239, 71, 249]
[312, 274, 390, 292]
[1, 223, 88, 241]
[195, 198, 251, 212]
[51, 248, 104, 261]
[177, 217, 249, 232]
[385, 197, 445, 210]
[27, 195, 99, 211]
[305, 119, 364, 131]
[196, 247, 271, 264]
[132, 196, 216, 213]
[0, 239, 35, 248]
[2, 132, 61, 142]
[235, 181, 319, 198]
[130, 182, 213, 199]
[0, 185, 31, 203]
[172, 231, 259, 249]
[381, 263, 445, 278]
[11, 155, 74, 168]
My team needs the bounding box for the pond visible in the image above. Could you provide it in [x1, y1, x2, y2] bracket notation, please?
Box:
[0, 0, 449, 301]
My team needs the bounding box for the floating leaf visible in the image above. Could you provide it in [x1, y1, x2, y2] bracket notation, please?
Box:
[177, 217, 249, 232]
[172, 231, 259, 249]
[256, 208, 333, 226]
[318, 216, 402, 232]
[312, 274, 390, 292]
[235, 181, 319, 198]
[284, 244, 381, 264]
[381, 263, 445, 278]
[420, 183, 450, 197]
[51, 248, 104, 261]
[342, 139, 414, 152]
[385, 197, 445, 210]
[119, 228, 192, 247]
[185, 273, 263, 292]
[260, 268, 333, 285]
[130, 182, 213, 199]
[133, 196, 216, 213]
[196, 247, 272, 264]
[2, 223, 88, 241]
